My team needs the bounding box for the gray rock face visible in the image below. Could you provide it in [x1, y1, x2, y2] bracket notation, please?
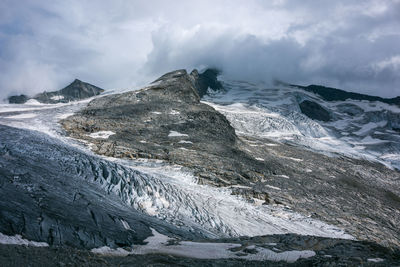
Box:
[7, 79, 104, 104]
[299, 100, 331, 121]
[62, 69, 400, 250]
[190, 68, 223, 97]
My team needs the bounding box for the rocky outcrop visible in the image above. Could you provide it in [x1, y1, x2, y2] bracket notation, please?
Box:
[8, 79, 104, 104]
[7, 94, 29, 104]
[189, 68, 223, 97]
[299, 100, 331, 121]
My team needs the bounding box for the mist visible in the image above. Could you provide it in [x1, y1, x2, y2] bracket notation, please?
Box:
[1, 0, 400, 100]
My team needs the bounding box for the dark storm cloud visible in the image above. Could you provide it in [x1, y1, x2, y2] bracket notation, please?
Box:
[0, 0, 399, 100]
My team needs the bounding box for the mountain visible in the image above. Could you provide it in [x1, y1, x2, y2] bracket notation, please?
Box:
[300, 84, 400, 106]
[0, 69, 400, 265]
[7, 79, 104, 104]
[275, 80, 400, 106]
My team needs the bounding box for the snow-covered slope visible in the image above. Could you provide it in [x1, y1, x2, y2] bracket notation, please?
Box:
[203, 80, 400, 169]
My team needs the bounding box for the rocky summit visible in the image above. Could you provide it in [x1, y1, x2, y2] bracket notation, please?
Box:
[8, 79, 104, 104]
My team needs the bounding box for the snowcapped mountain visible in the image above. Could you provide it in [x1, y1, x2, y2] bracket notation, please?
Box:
[0, 69, 399, 265]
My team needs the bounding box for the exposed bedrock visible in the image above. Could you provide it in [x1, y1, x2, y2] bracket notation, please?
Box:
[299, 100, 331, 122]
[61, 69, 400, 249]
[190, 68, 223, 97]
[7, 94, 29, 104]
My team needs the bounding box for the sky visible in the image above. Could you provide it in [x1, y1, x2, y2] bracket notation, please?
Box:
[0, 0, 400, 100]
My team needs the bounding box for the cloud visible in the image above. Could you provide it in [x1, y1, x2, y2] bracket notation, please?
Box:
[0, 0, 399, 100]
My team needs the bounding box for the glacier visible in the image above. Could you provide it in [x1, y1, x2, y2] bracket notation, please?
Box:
[203, 79, 400, 170]
[0, 99, 352, 240]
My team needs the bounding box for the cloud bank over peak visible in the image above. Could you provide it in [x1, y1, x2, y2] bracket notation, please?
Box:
[0, 0, 399, 100]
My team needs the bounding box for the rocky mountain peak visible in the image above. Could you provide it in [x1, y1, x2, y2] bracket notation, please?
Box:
[190, 68, 223, 97]
[146, 68, 223, 104]
[7, 79, 104, 104]
[149, 69, 201, 103]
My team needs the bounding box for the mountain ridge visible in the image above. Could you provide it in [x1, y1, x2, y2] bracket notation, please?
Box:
[7, 79, 104, 104]
[274, 80, 400, 106]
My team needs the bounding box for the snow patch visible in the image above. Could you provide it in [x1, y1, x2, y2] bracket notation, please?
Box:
[265, 143, 279, 147]
[50, 95, 64, 101]
[367, 258, 384, 263]
[168, 131, 189, 137]
[57, 113, 74, 120]
[178, 140, 193, 144]
[93, 229, 316, 263]
[281, 156, 303, 162]
[170, 110, 180, 115]
[25, 99, 43, 105]
[120, 219, 131, 230]
[91, 246, 133, 256]
[4, 113, 37, 119]
[266, 185, 281, 191]
[277, 175, 290, 179]
[87, 131, 116, 139]
[229, 185, 252, 189]
[0, 232, 49, 247]
[130, 229, 316, 263]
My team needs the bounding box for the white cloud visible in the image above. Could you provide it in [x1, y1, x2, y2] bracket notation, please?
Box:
[0, 0, 399, 100]
[373, 55, 400, 71]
